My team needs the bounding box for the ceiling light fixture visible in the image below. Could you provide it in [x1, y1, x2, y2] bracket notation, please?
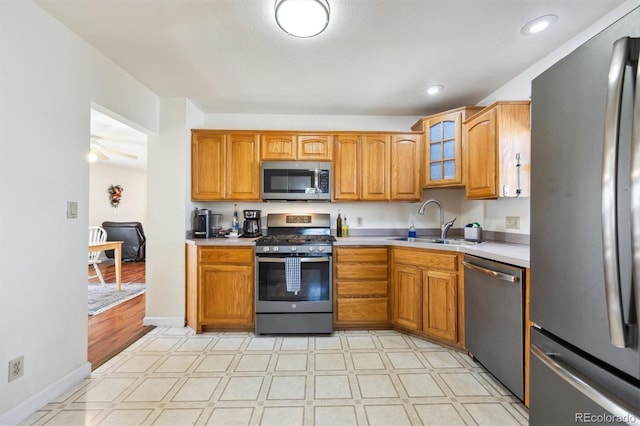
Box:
[426, 84, 445, 95]
[521, 14, 558, 36]
[275, 0, 330, 38]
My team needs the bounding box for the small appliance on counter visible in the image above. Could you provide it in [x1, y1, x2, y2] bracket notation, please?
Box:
[193, 208, 213, 238]
[242, 209, 262, 237]
[464, 222, 482, 242]
[211, 213, 223, 236]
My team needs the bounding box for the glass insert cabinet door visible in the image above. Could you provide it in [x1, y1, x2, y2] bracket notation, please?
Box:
[420, 106, 483, 188]
[429, 121, 456, 178]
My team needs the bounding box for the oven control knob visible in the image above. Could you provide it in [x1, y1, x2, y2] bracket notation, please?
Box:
[291, 246, 297, 252]
[272, 246, 279, 252]
[292, 304, 297, 309]
[308, 246, 315, 252]
[262, 246, 270, 252]
[317, 246, 325, 252]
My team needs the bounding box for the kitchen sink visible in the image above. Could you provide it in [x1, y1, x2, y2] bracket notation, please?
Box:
[390, 237, 486, 246]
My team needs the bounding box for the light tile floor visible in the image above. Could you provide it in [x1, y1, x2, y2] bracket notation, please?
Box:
[22, 328, 528, 425]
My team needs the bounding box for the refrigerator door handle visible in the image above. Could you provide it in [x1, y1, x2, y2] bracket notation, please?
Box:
[531, 345, 639, 419]
[632, 42, 640, 332]
[601, 37, 628, 348]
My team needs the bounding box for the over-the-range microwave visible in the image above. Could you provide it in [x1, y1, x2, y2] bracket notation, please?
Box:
[261, 161, 331, 201]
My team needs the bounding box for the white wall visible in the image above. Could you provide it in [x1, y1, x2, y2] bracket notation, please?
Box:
[145, 98, 203, 326]
[89, 163, 147, 228]
[204, 113, 419, 132]
[0, 1, 159, 422]
[191, 189, 466, 235]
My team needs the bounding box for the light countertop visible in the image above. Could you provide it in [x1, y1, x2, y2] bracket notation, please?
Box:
[186, 235, 529, 268]
[333, 236, 529, 268]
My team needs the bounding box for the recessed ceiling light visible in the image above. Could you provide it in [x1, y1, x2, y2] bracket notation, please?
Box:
[275, 0, 330, 38]
[521, 14, 558, 36]
[426, 84, 445, 95]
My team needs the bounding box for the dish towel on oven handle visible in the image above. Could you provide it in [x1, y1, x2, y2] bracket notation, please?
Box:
[285, 256, 301, 295]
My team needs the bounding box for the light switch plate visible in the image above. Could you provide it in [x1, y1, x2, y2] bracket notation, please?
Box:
[66, 201, 78, 219]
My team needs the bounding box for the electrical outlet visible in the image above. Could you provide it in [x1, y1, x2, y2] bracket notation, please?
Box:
[506, 216, 520, 230]
[8, 356, 24, 382]
[356, 217, 363, 226]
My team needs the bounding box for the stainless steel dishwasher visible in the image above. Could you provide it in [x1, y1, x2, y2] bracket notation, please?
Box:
[463, 254, 525, 400]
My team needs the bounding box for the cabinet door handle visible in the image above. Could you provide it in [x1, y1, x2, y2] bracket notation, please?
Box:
[462, 260, 519, 282]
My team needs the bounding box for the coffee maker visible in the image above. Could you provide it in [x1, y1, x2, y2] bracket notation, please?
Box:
[242, 210, 262, 237]
[194, 208, 213, 238]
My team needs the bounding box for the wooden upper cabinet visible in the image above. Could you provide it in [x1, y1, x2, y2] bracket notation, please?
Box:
[465, 109, 497, 198]
[297, 135, 332, 160]
[192, 130, 260, 201]
[334, 132, 421, 201]
[361, 135, 390, 201]
[413, 106, 483, 188]
[226, 133, 260, 200]
[333, 135, 360, 200]
[464, 101, 531, 199]
[261, 134, 297, 160]
[191, 131, 225, 200]
[391, 134, 422, 201]
[260, 133, 332, 161]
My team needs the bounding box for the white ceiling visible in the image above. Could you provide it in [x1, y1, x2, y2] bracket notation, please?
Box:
[90, 109, 147, 171]
[37, 0, 628, 118]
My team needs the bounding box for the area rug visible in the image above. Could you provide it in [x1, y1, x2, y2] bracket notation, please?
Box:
[88, 283, 145, 315]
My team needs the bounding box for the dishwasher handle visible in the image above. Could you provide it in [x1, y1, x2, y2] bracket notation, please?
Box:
[462, 260, 520, 283]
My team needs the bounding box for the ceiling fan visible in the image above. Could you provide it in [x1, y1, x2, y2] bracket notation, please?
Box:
[89, 135, 138, 162]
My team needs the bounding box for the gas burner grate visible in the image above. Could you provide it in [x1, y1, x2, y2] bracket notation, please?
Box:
[255, 234, 336, 245]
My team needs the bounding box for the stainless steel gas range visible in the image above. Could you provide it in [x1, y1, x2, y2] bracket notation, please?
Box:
[254, 213, 335, 334]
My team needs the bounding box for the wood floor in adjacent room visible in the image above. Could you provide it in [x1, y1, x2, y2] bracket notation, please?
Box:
[88, 260, 154, 370]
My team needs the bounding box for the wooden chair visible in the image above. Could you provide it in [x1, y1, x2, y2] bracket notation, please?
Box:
[89, 226, 107, 286]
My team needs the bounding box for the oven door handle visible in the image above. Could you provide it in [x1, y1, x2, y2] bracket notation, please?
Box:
[257, 256, 331, 263]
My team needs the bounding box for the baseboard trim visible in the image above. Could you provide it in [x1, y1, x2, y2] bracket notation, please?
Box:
[0, 362, 91, 426]
[143, 316, 184, 327]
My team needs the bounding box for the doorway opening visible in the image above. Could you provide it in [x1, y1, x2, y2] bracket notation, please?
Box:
[88, 106, 153, 369]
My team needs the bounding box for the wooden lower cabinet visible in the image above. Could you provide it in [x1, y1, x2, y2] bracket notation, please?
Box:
[186, 244, 254, 333]
[392, 264, 422, 330]
[334, 247, 389, 328]
[391, 247, 462, 347]
[422, 269, 457, 341]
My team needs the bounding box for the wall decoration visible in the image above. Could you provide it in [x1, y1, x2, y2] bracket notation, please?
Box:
[108, 184, 124, 208]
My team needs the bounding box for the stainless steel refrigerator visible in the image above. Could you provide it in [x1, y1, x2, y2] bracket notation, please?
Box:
[530, 6, 640, 425]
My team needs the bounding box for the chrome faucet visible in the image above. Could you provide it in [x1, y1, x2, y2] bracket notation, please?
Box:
[418, 199, 456, 240]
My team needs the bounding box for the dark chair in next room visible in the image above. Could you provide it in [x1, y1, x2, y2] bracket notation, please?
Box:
[101, 221, 146, 262]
